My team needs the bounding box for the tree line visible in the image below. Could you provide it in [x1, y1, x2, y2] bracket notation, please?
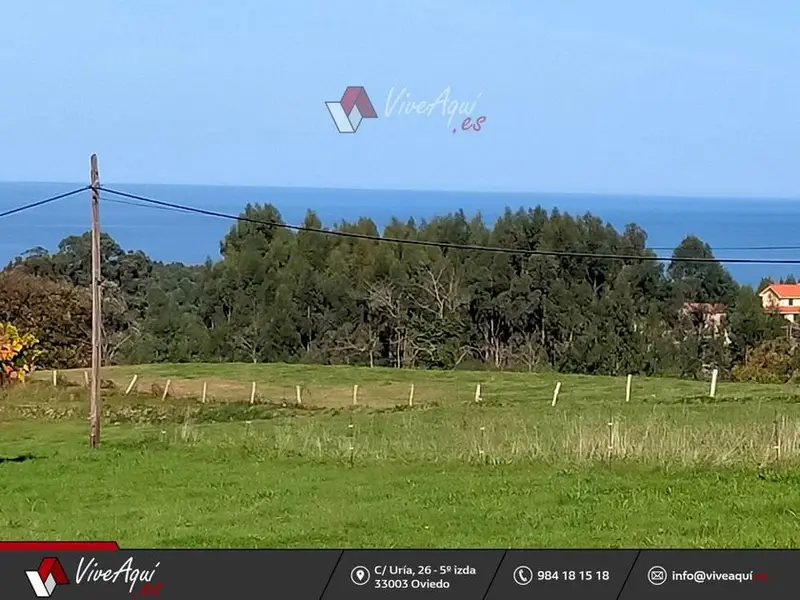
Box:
[0, 203, 795, 381]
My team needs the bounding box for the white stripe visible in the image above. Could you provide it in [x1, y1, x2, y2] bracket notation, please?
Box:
[26, 571, 51, 598]
[326, 102, 355, 133]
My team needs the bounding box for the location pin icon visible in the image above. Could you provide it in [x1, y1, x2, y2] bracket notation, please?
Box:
[351, 566, 370, 585]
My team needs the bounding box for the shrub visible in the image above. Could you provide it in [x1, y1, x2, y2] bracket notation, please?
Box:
[0, 322, 42, 385]
[730, 338, 800, 384]
[0, 270, 91, 369]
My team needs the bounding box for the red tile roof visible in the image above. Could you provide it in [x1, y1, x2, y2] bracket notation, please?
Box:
[775, 305, 800, 314]
[761, 284, 800, 298]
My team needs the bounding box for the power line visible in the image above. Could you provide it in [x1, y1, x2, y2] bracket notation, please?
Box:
[98, 185, 800, 265]
[101, 195, 196, 215]
[0, 186, 90, 219]
[650, 242, 800, 251]
[101, 190, 800, 253]
[653, 244, 800, 252]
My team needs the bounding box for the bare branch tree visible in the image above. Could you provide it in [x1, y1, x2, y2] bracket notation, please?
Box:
[333, 321, 380, 367]
[410, 264, 468, 321]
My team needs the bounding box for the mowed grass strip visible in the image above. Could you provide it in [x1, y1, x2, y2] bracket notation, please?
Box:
[3, 364, 800, 547]
[30, 362, 800, 408]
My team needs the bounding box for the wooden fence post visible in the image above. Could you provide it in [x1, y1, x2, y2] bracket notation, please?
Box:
[125, 374, 138, 395]
[552, 382, 562, 407]
[710, 369, 718, 398]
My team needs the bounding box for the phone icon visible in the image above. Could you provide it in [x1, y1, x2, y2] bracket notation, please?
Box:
[513, 566, 533, 586]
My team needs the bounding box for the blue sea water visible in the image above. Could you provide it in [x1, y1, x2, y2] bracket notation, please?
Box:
[1, 181, 800, 286]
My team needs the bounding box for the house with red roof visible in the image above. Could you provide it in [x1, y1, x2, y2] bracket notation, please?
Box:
[680, 302, 730, 344]
[759, 283, 800, 323]
[681, 302, 727, 330]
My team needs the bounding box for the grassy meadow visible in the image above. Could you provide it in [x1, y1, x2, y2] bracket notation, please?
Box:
[2, 363, 800, 547]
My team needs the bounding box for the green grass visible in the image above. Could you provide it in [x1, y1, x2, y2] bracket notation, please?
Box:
[3, 363, 800, 547]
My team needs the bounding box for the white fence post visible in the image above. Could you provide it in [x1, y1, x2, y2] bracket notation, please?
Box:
[552, 382, 562, 407]
[710, 369, 718, 398]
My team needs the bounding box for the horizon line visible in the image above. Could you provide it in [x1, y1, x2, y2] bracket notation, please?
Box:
[0, 179, 799, 203]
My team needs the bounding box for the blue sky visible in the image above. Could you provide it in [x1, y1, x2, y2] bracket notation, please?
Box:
[1, 0, 799, 196]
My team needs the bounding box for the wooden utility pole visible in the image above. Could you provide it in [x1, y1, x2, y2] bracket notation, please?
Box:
[89, 154, 102, 448]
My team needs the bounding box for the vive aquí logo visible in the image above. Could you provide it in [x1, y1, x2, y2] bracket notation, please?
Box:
[325, 86, 378, 133]
[326, 86, 486, 134]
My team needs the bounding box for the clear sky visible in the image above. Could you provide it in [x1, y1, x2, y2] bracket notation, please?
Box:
[1, 0, 798, 196]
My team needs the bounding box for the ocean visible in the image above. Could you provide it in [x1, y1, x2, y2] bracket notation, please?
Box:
[1, 181, 799, 286]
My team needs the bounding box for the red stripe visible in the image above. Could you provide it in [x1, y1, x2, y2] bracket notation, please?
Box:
[0, 541, 119, 551]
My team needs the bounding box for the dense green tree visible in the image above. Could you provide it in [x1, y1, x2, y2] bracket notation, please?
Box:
[726, 285, 786, 365]
[4, 201, 786, 380]
[668, 235, 736, 304]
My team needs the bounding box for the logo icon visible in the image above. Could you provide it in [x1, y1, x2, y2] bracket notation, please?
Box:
[326, 86, 377, 133]
[647, 565, 667, 586]
[26, 558, 70, 597]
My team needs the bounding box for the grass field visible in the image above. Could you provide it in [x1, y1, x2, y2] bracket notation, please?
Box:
[2, 363, 800, 547]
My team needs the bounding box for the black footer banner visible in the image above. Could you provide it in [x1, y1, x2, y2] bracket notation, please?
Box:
[0, 546, 795, 599]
